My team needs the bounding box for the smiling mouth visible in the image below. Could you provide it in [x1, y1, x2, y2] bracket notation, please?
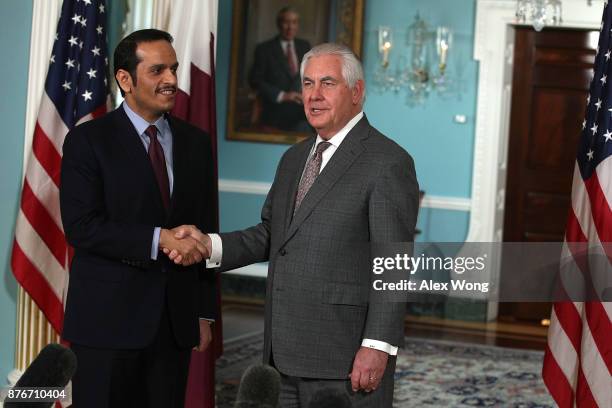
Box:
[310, 108, 326, 114]
[157, 88, 176, 96]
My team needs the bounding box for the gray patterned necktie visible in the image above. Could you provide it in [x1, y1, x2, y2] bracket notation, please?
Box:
[294, 141, 331, 215]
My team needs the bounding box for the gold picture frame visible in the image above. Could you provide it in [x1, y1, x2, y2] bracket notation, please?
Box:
[227, 0, 365, 144]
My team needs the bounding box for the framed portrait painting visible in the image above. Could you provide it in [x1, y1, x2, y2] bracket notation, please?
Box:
[227, 0, 365, 144]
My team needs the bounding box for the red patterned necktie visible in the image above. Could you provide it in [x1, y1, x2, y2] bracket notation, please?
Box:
[294, 141, 331, 215]
[286, 42, 298, 76]
[145, 125, 170, 211]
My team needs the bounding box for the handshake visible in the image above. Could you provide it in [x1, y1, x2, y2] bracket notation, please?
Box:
[159, 225, 209, 266]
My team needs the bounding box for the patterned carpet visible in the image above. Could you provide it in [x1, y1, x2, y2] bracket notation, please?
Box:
[215, 333, 554, 407]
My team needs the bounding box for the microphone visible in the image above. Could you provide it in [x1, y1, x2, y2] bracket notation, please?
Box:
[234, 364, 281, 408]
[4, 343, 77, 408]
[308, 388, 352, 408]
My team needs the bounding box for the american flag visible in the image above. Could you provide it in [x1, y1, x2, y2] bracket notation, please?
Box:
[11, 0, 109, 335]
[542, 2, 612, 407]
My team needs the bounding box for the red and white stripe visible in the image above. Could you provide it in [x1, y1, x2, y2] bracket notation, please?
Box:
[543, 161, 612, 408]
[11, 91, 107, 335]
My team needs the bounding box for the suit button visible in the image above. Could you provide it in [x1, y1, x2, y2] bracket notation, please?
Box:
[279, 248, 287, 256]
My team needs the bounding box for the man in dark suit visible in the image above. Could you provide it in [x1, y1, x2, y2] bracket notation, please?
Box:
[171, 43, 419, 407]
[249, 6, 311, 131]
[60, 29, 217, 408]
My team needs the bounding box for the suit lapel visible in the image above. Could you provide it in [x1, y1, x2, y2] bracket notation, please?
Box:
[111, 107, 169, 218]
[111, 108, 163, 205]
[168, 116, 187, 217]
[283, 117, 370, 245]
[112, 107, 149, 161]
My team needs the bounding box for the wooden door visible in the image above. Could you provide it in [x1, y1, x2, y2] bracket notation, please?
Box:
[500, 27, 597, 322]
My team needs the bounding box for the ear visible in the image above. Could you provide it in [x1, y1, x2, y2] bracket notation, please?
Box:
[352, 79, 364, 105]
[115, 69, 133, 95]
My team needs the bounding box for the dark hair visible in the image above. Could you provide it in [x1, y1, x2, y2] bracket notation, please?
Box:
[113, 29, 174, 96]
[276, 6, 298, 28]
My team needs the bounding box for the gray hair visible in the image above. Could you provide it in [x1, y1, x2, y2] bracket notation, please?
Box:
[300, 43, 366, 104]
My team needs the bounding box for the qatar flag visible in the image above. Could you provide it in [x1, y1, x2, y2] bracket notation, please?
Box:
[166, 1, 221, 407]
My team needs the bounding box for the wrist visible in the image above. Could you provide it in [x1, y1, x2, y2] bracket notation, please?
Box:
[159, 228, 171, 248]
[204, 234, 212, 257]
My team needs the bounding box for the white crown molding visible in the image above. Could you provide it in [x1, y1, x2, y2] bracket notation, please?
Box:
[224, 263, 268, 278]
[23, 0, 62, 176]
[558, 0, 605, 28]
[218, 179, 471, 211]
[219, 179, 272, 195]
[420, 196, 471, 212]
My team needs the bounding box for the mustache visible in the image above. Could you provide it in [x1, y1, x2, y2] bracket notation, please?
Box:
[156, 85, 177, 92]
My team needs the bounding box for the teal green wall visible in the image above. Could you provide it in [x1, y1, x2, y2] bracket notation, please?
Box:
[363, 0, 478, 198]
[418, 208, 470, 242]
[0, 0, 33, 380]
[216, 0, 476, 239]
[219, 192, 267, 231]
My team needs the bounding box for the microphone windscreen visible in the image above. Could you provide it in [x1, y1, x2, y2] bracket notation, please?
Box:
[234, 364, 281, 408]
[5, 344, 77, 408]
[15, 344, 77, 389]
[308, 387, 352, 408]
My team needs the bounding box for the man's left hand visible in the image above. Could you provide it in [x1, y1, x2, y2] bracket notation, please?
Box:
[349, 347, 388, 393]
[194, 320, 213, 352]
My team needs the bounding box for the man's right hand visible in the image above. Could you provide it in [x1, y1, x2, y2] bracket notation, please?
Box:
[159, 228, 208, 266]
[161, 225, 211, 265]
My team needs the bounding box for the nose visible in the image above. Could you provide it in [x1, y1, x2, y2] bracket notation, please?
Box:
[309, 83, 323, 101]
[163, 68, 177, 85]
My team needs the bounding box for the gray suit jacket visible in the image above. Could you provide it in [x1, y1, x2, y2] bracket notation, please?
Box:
[220, 116, 419, 379]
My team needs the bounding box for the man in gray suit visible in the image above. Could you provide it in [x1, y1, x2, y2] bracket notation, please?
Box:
[169, 43, 419, 407]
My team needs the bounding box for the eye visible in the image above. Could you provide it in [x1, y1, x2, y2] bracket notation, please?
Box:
[303, 80, 313, 88]
[323, 81, 335, 87]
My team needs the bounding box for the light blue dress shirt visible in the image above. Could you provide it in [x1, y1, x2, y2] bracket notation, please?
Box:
[122, 102, 173, 260]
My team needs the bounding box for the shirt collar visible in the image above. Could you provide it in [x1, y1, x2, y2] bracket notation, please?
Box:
[122, 102, 169, 138]
[315, 111, 364, 149]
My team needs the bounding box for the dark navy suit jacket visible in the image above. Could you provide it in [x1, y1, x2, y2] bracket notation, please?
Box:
[60, 107, 217, 349]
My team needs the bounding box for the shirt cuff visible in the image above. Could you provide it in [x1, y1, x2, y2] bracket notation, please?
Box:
[361, 339, 398, 356]
[151, 227, 161, 260]
[276, 91, 285, 103]
[205, 233, 222, 268]
[199, 318, 215, 323]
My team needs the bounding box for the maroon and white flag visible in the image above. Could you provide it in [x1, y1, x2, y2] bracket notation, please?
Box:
[170, 0, 218, 158]
[166, 1, 220, 407]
